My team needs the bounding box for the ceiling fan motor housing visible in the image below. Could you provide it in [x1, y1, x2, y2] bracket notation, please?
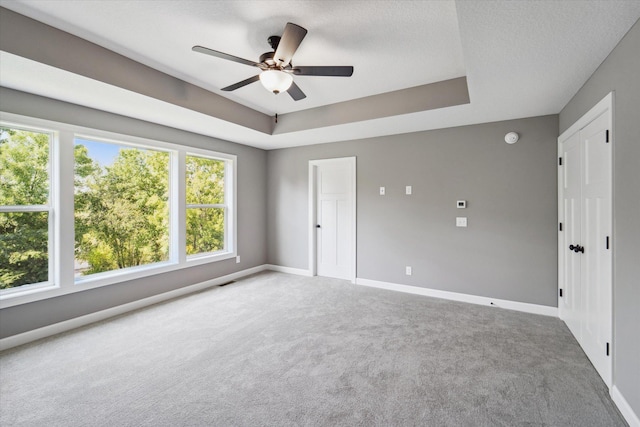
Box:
[259, 51, 276, 66]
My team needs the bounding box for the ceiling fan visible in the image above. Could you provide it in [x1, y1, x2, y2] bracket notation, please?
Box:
[192, 22, 354, 101]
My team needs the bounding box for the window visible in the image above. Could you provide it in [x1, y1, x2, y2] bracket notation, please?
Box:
[0, 113, 237, 305]
[74, 139, 170, 277]
[186, 155, 227, 256]
[0, 126, 52, 290]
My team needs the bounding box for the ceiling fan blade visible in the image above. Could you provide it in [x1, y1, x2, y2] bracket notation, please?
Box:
[287, 81, 306, 101]
[221, 75, 260, 91]
[192, 45, 259, 68]
[274, 23, 307, 67]
[292, 66, 354, 77]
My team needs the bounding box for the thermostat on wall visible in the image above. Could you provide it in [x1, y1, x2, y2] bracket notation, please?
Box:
[457, 200, 467, 209]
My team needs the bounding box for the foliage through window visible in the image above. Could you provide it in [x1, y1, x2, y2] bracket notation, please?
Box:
[186, 155, 226, 256]
[0, 127, 51, 289]
[1, 113, 236, 303]
[74, 139, 170, 277]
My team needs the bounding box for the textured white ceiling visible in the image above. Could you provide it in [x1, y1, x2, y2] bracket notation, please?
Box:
[0, 0, 466, 115]
[1, 1, 639, 149]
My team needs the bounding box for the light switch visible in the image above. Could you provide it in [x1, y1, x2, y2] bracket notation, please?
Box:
[380, 186, 385, 195]
[406, 186, 412, 195]
[456, 217, 468, 227]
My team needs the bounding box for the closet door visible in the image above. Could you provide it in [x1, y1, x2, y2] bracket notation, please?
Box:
[558, 93, 612, 388]
[560, 131, 582, 339]
[579, 112, 612, 384]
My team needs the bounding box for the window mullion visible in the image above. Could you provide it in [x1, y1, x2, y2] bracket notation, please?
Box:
[175, 151, 186, 264]
[56, 130, 75, 288]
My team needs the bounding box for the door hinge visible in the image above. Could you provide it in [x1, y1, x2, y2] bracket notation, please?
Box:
[559, 288, 563, 297]
[606, 342, 610, 356]
[559, 157, 563, 166]
[606, 236, 610, 249]
[559, 222, 563, 231]
[605, 129, 610, 143]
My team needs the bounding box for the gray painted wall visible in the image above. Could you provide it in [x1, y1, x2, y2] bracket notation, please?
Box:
[0, 88, 268, 338]
[267, 115, 559, 307]
[559, 18, 640, 419]
[0, 7, 272, 134]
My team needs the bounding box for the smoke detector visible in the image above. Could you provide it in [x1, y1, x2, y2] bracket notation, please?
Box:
[504, 132, 519, 144]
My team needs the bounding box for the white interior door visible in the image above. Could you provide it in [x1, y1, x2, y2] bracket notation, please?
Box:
[558, 93, 612, 387]
[312, 158, 355, 281]
[561, 131, 582, 338]
[579, 112, 612, 384]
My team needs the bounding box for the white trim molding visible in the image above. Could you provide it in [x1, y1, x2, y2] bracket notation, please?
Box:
[558, 92, 614, 141]
[612, 386, 640, 427]
[0, 265, 267, 351]
[265, 264, 313, 277]
[356, 277, 558, 317]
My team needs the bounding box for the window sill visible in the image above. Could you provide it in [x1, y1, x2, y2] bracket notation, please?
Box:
[0, 251, 236, 309]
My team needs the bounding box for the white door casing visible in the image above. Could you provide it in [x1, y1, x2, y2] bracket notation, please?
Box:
[558, 92, 612, 387]
[308, 157, 356, 282]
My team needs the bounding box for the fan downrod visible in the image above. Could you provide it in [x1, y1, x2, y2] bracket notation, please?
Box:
[267, 36, 281, 50]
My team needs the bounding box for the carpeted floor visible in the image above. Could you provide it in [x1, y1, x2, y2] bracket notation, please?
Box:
[0, 272, 627, 426]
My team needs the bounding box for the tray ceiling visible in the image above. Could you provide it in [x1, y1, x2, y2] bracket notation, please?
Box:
[1, 1, 639, 149]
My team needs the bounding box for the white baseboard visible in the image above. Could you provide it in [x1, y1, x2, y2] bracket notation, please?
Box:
[0, 267, 559, 351]
[612, 385, 640, 427]
[355, 278, 558, 317]
[0, 265, 268, 352]
[265, 264, 312, 277]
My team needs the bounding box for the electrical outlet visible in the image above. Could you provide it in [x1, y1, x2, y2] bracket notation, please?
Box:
[379, 186, 385, 195]
[405, 266, 412, 276]
[236, 256, 241, 263]
[456, 217, 468, 227]
[406, 185, 412, 195]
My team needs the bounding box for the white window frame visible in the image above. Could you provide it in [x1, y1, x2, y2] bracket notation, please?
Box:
[72, 134, 176, 287]
[0, 122, 56, 296]
[0, 112, 237, 308]
[185, 152, 234, 261]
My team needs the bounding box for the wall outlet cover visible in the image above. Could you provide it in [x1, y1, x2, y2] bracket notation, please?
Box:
[406, 186, 412, 195]
[457, 200, 466, 208]
[405, 266, 412, 275]
[379, 186, 385, 195]
[456, 217, 468, 227]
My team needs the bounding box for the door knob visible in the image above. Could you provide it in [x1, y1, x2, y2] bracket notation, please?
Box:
[316, 224, 321, 228]
[569, 244, 584, 253]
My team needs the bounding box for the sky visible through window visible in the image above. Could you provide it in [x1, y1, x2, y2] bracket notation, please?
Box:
[75, 138, 120, 166]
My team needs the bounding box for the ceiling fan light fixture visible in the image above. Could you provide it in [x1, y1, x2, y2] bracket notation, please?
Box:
[259, 70, 293, 94]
